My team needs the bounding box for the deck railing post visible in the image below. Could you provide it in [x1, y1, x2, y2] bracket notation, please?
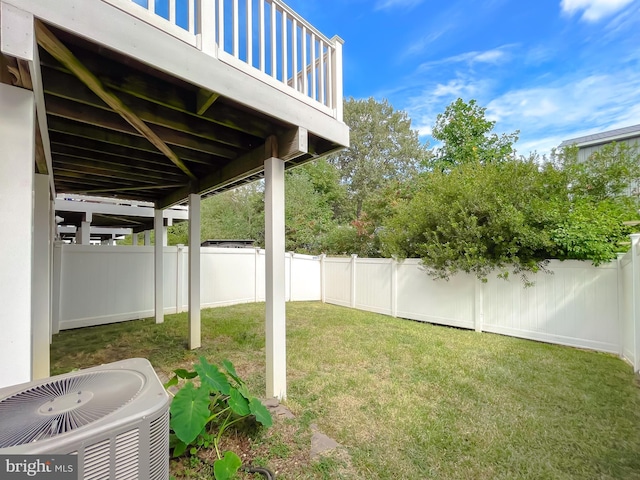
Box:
[331, 35, 344, 122]
[197, 0, 217, 57]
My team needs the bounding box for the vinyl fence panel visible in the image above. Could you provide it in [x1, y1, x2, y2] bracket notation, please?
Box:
[395, 259, 476, 330]
[482, 260, 620, 353]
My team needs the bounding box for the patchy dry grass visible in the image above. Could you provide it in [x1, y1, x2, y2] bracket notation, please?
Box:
[51, 302, 640, 479]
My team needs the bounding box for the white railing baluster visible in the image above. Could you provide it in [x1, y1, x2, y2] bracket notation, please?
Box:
[246, 0, 253, 66]
[319, 41, 325, 106]
[259, 0, 265, 72]
[270, 2, 276, 77]
[292, 18, 298, 91]
[217, 0, 225, 51]
[169, 0, 176, 23]
[233, 0, 239, 57]
[281, 9, 287, 83]
[148, 0, 155, 14]
[310, 33, 316, 101]
[301, 25, 307, 95]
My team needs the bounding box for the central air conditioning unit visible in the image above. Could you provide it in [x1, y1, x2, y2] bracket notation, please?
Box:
[0, 358, 170, 480]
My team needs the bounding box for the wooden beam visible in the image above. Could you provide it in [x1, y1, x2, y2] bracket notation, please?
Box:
[34, 120, 48, 174]
[20, 55, 49, 174]
[157, 136, 278, 209]
[79, 184, 185, 195]
[35, 21, 197, 181]
[278, 127, 308, 161]
[16, 58, 31, 89]
[0, 54, 12, 85]
[196, 88, 220, 115]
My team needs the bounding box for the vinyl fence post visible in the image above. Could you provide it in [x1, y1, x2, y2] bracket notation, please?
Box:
[474, 278, 484, 333]
[350, 254, 357, 308]
[631, 234, 640, 373]
[617, 252, 625, 358]
[255, 248, 260, 302]
[320, 254, 326, 303]
[289, 252, 294, 302]
[176, 244, 184, 313]
[391, 258, 398, 318]
[51, 241, 63, 335]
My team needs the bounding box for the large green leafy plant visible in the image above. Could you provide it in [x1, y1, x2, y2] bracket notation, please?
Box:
[164, 357, 273, 480]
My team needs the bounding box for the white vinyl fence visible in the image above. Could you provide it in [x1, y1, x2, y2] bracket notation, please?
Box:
[53, 237, 640, 372]
[53, 244, 319, 331]
[322, 241, 640, 373]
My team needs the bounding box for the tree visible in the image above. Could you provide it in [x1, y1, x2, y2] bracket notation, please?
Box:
[328, 97, 429, 219]
[382, 99, 640, 282]
[382, 158, 559, 281]
[284, 166, 336, 254]
[549, 142, 640, 264]
[431, 98, 518, 168]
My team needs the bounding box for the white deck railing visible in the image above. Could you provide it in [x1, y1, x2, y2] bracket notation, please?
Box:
[102, 0, 343, 121]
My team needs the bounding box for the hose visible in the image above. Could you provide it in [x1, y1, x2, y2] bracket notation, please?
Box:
[242, 465, 276, 479]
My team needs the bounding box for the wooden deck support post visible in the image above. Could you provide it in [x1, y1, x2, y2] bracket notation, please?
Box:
[265, 156, 286, 400]
[154, 207, 164, 324]
[188, 193, 201, 349]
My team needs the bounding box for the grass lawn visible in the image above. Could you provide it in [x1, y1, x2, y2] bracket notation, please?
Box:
[51, 302, 640, 479]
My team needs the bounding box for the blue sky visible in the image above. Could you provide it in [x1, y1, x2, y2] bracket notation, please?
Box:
[283, 0, 640, 156]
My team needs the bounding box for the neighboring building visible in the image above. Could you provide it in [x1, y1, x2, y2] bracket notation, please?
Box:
[559, 124, 640, 162]
[559, 124, 640, 198]
[201, 239, 255, 248]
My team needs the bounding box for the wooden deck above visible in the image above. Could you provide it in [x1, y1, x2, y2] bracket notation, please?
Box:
[0, 0, 349, 207]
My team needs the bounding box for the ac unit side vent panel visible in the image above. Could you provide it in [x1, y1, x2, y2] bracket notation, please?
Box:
[149, 410, 170, 480]
[84, 438, 111, 480]
[115, 428, 140, 480]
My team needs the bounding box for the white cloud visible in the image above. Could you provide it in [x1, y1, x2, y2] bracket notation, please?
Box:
[391, 61, 640, 157]
[417, 45, 514, 71]
[485, 71, 640, 154]
[432, 79, 480, 98]
[375, 0, 424, 11]
[560, 0, 636, 22]
[400, 29, 450, 61]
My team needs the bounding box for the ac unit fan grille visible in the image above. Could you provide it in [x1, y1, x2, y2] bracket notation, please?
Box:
[0, 370, 144, 448]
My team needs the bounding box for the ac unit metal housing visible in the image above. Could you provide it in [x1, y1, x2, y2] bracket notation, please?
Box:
[0, 358, 170, 479]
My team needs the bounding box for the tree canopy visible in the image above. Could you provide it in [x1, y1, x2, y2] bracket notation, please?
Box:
[431, 98, 518, 168]
[383, 99, 640, 281]
[152, 97, 639, 283]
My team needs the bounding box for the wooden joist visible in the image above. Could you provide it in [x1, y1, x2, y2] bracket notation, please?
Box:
[0, 54, 12, 84]
[35, 20, 197, 181]
[196, 88, 220, 115]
